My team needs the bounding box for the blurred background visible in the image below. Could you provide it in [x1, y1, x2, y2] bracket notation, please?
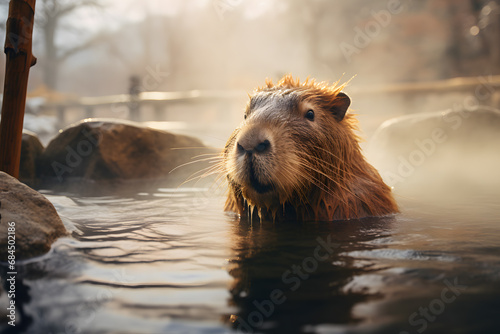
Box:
[0, 0, 499, 146]
[1, 3, 500, 333]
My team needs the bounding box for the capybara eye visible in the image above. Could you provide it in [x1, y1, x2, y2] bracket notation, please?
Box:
[305, 110, 315, 121]
[244, 114, 247, 120]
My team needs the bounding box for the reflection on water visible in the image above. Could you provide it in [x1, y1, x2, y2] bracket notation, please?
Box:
[1, 187, 500, 334]
[225, 217, 395, 333]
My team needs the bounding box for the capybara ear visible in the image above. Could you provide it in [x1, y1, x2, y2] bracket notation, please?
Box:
[330, 92, 351, 121]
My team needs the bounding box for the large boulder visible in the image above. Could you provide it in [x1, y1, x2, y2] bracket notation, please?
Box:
[19, 129, 44, 187]
[38, 118, 218, 184]
[0, 172, 68, 260]
[366, 107, 500, 196]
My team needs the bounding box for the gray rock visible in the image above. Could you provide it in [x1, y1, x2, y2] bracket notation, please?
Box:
[38, 118, 218, 184]
[0, 172, 68, 260]
[367, 107, 500, 195]
[19, 129, 44, 187]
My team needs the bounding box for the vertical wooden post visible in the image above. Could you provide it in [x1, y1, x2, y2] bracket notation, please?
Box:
[0, 0, 37, 178]
[129, 75, 141, 122]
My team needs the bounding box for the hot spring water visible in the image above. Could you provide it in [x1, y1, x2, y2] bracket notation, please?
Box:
[1, 184, 499, 334]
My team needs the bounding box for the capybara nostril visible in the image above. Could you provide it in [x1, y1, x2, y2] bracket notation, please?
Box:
[236, 128, 271, 155]
[237, 139, 270, 155]
[236, 143, 246, 155]
[254, 140, 270, 154]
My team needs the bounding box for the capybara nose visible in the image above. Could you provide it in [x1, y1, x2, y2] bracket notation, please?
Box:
[237, 139, 271, 155]
[255, 139, 270, 153]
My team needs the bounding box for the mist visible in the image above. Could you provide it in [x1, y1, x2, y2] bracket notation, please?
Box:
[2, 2, 500, 333]
[1, 0, 499, 201]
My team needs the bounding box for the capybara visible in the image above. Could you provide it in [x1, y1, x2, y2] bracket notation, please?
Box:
[223, 75, 398, 221]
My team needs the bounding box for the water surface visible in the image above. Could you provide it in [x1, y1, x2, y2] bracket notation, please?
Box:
[1, 186, 499, 334]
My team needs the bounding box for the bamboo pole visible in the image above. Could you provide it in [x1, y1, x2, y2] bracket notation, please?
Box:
[0, 0, 37, 178]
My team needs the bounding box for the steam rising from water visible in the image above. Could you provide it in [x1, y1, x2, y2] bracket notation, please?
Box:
[366, 106, 500, 209]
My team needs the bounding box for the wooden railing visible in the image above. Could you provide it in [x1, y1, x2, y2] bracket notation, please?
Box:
[349, 75, 500, 95]
[39, 89, 248, 126]
[37, 75, 500, 127]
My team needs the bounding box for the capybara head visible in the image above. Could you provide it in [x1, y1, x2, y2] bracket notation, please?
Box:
[223, 75, 398, 221]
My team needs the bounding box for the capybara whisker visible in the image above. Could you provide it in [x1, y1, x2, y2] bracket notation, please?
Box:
[170, 156, 222, 174]
[176, 159, 225, 186]
[170, 146, 216, 151]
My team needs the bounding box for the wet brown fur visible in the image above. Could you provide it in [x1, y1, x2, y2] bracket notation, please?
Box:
[222, 75, 398, 221]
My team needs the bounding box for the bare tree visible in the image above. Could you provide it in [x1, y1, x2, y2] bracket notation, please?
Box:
[0, 1, 8, 33]
[36, 0, 107, 89]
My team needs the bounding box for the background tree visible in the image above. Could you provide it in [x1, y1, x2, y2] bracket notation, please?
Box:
[36, 0, 108, 90]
